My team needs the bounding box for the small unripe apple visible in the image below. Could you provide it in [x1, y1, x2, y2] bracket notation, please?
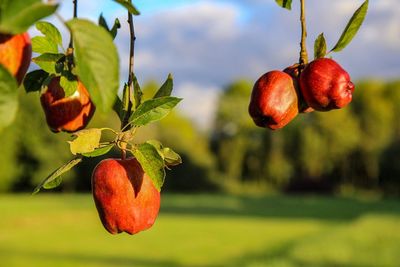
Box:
[92, 158, 161, 235]
[283, 64, 314, 113]
[40, 77, 95, 133]
[299, 58, 355, 111]
[249, 70, 298, 130]
[0, 32, 32, 85]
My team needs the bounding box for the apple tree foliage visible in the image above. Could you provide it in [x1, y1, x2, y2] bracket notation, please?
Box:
[274, 0, 369, 60]
[0, 0, 182, 194]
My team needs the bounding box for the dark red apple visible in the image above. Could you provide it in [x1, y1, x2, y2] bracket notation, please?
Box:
[283, 64, 314, 113]
[0, 32, 32, 85]
[299, 58, 355, 111]
[92, 158, 161, 235]
[40, 77, 95, 133]
[249, 70, 299, 130]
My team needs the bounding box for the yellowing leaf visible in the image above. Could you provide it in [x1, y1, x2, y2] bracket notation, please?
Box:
[68, 128, 102, 155]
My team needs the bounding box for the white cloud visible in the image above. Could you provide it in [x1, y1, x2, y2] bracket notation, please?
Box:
[29, 0, 400, 129]
[116, 0, 400, 128]
[175, 83, 221, 130]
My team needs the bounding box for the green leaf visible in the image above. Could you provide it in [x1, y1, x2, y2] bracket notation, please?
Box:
[146, 140, 163, 152]
[133, 74, 142, 109]
[82, 144, 114, 157]
[110, 18, 121, 39]
[98, 13, 110, 31]
[331, 0, 369, 52]
[32, 53, 64, 74]
[314, 33, 327, 59]
[68, 128, 102, 155]
[0, 65, 18, 132]
[0, 0, 58, 34]
[275, 0, 292, 10]
[112, 0, 140, 15]
[35, 21, 62, 46]
[129, 97, 182, 127]
[154, 74, 173, 98]
[145, 140, 165, 161]
[33, 156, 83, 194]
[31, 36, 58, 54]
[60, 72, 78, 97]
[43, 176, 62, 189]
[132, 143, 165, 191]
[122, 83, 131, 114]
[66, 19, 119, 112]
[23, 70, 49, 93]
[114, 83, 132, 123]
[162, 147, 182, 167]
[98, 14, 120, 40]
[113, 96, 124, 121]
[145, 140, 182, 167]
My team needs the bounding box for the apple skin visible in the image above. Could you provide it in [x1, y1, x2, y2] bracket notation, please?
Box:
[40, 77, 95, 133]
[283, 64, 314, 113]
[299, 58, 355, 111]
[249, 70, 299, 130]
[92, 158, 161, 235]
[0, 32, 32, 85]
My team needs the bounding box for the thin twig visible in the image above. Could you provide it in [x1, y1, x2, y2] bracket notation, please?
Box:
[121, 10, 136, 131]
[127, 11, 136, 86]
[299, 0, 308, 66]
[68, 0, 78, 49]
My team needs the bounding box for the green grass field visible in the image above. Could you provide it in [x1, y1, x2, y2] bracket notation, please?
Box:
[0, 194, 399, 267]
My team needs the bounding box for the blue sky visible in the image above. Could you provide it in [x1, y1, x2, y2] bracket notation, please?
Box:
[41, 0, 400, 129]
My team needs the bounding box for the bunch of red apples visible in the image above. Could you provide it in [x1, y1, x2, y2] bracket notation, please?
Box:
[249, 58, 354, 130]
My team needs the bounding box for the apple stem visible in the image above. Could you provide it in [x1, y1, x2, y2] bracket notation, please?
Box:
[299, 0, 309, 68]
[68, 0, 78, 49]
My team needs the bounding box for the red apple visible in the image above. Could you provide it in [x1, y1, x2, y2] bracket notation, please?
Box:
[40, 77, 95, 133]
[283, 64, 314, 113]
[92, 158, 161, 235]
[0, 32, 32, 85]
[299, 58, 355, 111]
[249, 70, 299, 130]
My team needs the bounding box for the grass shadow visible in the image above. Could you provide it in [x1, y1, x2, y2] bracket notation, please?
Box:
[161, 194, 400, 221]
[0, 247, 182, 267]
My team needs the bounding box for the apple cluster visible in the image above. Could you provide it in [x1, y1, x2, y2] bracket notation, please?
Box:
[0, 31, 156, 235]
[248, 58, 354, 130]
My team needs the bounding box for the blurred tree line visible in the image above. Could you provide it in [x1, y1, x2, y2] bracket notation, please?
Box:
[212, 79, 400, 196]
[0, 79, 399, 196]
